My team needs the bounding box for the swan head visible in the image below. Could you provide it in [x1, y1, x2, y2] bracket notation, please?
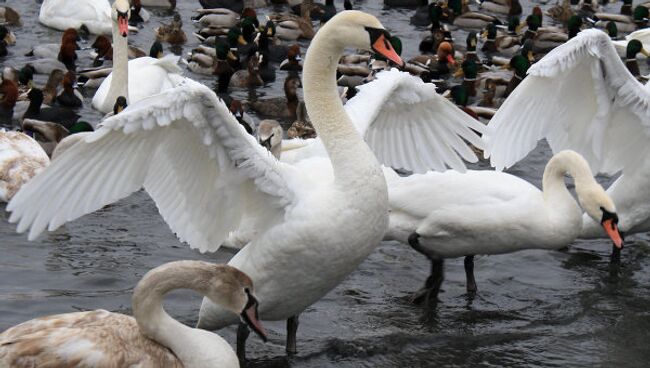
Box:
[321, 11, 404, 67]
[257, 119, 283, 159]
[112, 0, 131, 37]
[577, 184, 623, 249]
[205, 264, 267, 342]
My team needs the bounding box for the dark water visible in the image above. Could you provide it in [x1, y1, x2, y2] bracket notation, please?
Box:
[2, 0, 650, 367]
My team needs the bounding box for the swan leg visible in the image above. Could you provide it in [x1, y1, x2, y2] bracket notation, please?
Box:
[464, 255, 478, 293]
[610, 244, 621, 264]
[237, 321, 250, 363]
[286, 314, 300, 355]
[408, 232, 445, 305]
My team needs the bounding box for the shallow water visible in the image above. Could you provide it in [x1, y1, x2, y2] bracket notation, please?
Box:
[1, 0, 650, 367]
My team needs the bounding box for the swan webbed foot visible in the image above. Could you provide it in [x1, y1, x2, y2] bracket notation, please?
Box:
[237, 320, 250, 364]
[286, 314, 300, 355]
[464, 255, 478, 294]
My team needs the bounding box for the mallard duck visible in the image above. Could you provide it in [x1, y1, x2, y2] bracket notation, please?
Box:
[22, 88, 80, 128]
[446, 0, 501, 29]
[623, 39, 650, 80]
[185, 41, 237, 75]
[258, 20, 288, 63]
[192, 8, 239, 28]
[593, 5, 648, 33]
[477, 0, 522, 16]
[503, 41, 534, 97]
[22, 119, 93, 157]
[270, 6, 315, 41]
[155, 14, 187, 45]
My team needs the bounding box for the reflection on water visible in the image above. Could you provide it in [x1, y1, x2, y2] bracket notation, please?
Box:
[1, 0, 649, 367]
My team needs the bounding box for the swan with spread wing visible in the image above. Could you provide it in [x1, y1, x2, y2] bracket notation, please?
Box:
[484, 29, 650, 243]
[7, 11, 484, 356]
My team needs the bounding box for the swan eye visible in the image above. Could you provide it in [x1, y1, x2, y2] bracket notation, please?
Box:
[600, 206, 619, 225]
[364, 27, 390, 45]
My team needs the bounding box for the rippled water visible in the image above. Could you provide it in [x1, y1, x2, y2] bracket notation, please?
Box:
[1, 0, 650, 367]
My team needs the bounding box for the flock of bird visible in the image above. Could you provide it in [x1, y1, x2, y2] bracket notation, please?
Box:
[0, 0, 648, 366]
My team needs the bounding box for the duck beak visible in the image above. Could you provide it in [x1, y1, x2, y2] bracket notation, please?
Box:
[371, 33, 404, 68]
[602, 218, 624, 249]
[227, 50, 237, 61]
[118, 13, 129, 37]
[453, 68, 464, 77]
[240, 294, 267, 342]
[642, 48, 650, 57]
[527, 51, 535, 63]
[238, 35, 247, 45]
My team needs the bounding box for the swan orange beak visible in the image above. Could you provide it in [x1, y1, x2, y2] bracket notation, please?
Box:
[241, 294, 267, 342]
[118, 14, 129, 37]
[371, 33, 404, 68]
[602, 218, 624, 249]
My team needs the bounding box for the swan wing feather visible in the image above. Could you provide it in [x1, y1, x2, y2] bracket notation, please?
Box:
[345, 69, 486, 173]
[485, 29, 650, 174]
[7, 78, 295, 253]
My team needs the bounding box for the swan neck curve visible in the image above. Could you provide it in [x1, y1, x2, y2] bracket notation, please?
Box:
[132, 261, 228, 365]
[302, 21, 381, 183]
[542, 150, 593, 219]
[105, 15, 129, 110]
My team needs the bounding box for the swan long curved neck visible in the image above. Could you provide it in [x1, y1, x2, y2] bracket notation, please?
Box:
[132, 261, 225, 361]
[302, 22, 379, 182]
[542, 150, 596, 212]
[105, 17, 128, 109]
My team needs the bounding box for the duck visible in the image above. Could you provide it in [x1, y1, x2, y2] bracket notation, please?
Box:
[484, 29, 650, 251]
[593, 5, 649, 33]
[155, 13, 187, 45]
[613, 28, 650, 57]
[623, 39, 650, 80]
[445, 0, 501, 29]
[258, 53, 276, 83]
[0, 6, 21, 26]
[192, 7, 239, 28]
[410, 0, 433, 26]
[26, 28, 79, 60]
[270, 7, 316, 41]
[92, 0, 183, 114]
[90, 35, 151, 65]
[23, 88, 80, 128]
[22, 119, 93, 157]
[229, 52, 263, 88]
[280, 44, 303, 72]
[128, 0, 151, 25]
[0, 261, 267, 367]
[388, 150, 622, 304]
[0, 75, 18, 126]
[258, 21, 289, 63]
[0, 131, 49, 202]
[547, 0, 575, 24]
[5, 11, 483, 358]
[39, 0, 128, 35]
[41, 69, 66, 105]
[185, 42, 237, 75]
[56, 72, 84, 108]
[477, 0, 522, 16]
[248, 74, 301, 121]
[502, 40, 534, 97]
[0, 25, 16, 49]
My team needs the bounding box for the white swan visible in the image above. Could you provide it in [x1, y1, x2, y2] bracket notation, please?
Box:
[91, 0, 183, 114]
[484, 29, 650, 240]
[7, 11, 484, 356]
[385, 150, 622, 303]
[0, 261, 267, 367]
[0, 131, 49, 203]
[39, 0, 145, 35]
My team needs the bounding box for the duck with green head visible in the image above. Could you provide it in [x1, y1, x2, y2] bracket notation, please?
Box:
[504, 40, 533, 97]
[481, 22, 498, 54]
[606, 21, 618, 40]
[567, 15, 582, 39]
[624, 39, 650, 80]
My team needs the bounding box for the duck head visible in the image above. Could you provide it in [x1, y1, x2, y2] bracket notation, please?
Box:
[626, 39, 650, 59]
[149, 41, 163, 59]
[112, 0, 131, 38]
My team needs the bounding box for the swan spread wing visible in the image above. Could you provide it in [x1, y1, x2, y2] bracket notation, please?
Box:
[345, 69, 486, 173]
[8, 78, 295, 253]
[485, 29, 650, 174]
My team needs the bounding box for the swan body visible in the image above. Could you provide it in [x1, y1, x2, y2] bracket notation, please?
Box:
[0, 261, 266, 367]
[7, 11, 483, 353]
[386, 151, 621, 257]
[91, 0, 183, 114]
[0, 131, 49, 203]
[39, 0, 113, 35]
[485, 29, 650, 239]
